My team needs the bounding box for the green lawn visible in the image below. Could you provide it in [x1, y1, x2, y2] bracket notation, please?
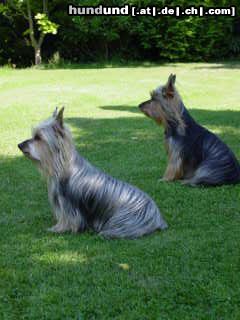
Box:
[0, 62, 240, 320]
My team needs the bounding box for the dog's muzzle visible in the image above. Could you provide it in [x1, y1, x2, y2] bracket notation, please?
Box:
[18, 139, 32, 157]
[138, 101, 151, 117]
[18, 141, 25, 151]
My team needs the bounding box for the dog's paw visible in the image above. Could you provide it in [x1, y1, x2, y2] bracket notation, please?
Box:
[47, 225, 65, 233]
[47, 225, 59, 233]
[181, 179, 197, 187]
[158, 177, 171, 182]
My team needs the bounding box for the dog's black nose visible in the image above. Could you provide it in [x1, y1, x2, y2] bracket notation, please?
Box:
[18, 142, 25, 151]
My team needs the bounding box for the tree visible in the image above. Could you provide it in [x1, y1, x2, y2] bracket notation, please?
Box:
[1, 0, 58, 65]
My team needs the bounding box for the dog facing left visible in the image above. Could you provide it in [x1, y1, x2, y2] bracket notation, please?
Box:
[18, 108, 167, 239]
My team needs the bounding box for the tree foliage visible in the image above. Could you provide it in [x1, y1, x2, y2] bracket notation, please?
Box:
[1, 0, 59, 65]
[35, 13, 58, 35]
[0, 0, 239, 66]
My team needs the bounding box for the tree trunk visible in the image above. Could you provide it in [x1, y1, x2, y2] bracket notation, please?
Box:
[35, 47, 42, 65]
[104, 42, 109, 61]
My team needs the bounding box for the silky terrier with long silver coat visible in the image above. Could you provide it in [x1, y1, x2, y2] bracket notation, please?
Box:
[18, 108, 167, 239]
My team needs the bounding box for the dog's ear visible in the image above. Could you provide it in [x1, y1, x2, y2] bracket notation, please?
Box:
[52, 107, 58, 118]
[56, 107, 65, 127]
[165, 74, 176, 98]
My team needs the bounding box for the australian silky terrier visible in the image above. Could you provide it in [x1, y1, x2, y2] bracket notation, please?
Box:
[139, 74, 240, 186]
[18, 108, 167, 238]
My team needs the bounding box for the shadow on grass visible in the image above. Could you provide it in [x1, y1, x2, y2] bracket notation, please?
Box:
[98, 105, 240, 133]
[0, 109, 239, 238]
[100, 105, 140, 114]
[65, 109, 240, 188]
[0, 155, 48, 231]
[1, 109, 239, 232]
[1, 107, 238, 200]
[98, 105, 240, 130]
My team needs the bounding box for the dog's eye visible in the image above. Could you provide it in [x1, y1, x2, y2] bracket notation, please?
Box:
[162, 88, 167, 98]
[35, 134, 41, 141]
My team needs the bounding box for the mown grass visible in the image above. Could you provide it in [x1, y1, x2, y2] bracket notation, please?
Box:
[0, 62, 240, 320]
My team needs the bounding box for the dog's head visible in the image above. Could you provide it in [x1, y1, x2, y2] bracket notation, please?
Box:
[139, 74, 184, 128]
[18, 107, 72, 175]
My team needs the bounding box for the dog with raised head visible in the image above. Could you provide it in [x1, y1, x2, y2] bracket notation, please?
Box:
[18, 108, 167, 238]
[139, 74, 240, 186]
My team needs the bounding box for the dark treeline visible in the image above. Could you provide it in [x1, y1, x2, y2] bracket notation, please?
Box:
[0, 0, 240, 67]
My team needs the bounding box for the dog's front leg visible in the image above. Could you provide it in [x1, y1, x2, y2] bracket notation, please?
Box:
[47, 224, 68, 233]
[48, 206, 86, 234]
[161, 157, 183, 181]
[47, 215, 71, 233]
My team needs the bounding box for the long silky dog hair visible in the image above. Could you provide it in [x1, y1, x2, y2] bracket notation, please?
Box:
[18, 108, 167, 238]
[139, 74, 240, 186]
